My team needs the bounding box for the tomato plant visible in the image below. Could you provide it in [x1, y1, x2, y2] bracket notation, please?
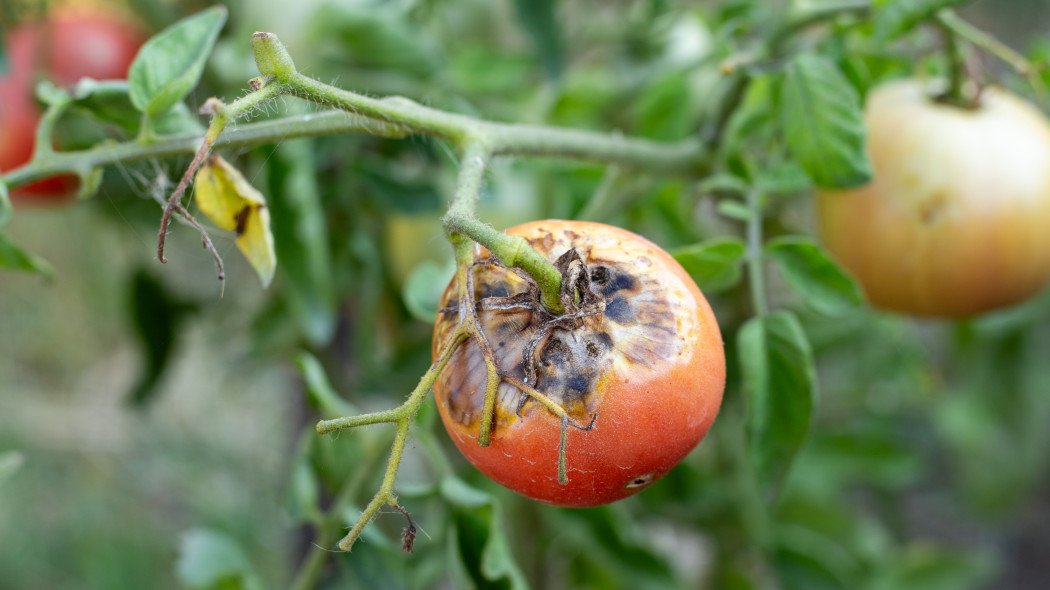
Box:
[817, 80, 1050, 317]
[432, 220, 725, 506]
[3, 2, 1050, 590]
[0, 4, 145, 202]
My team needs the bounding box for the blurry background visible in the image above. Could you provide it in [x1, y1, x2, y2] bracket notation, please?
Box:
[2, 0, 1050, 588]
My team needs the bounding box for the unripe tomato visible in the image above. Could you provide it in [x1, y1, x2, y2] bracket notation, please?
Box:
[432, 220, 725, 507]
[817, 80, 1050, 317]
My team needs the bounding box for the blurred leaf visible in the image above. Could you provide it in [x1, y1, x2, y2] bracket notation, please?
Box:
[0, 233, 53, 277]
[295, 352, 356, 417]
[266, 140, 336, 346]
[875, 0, 974, 39]
[403, 258, 456, 323]
[775, 546, 848, 590]
[440, 477, 529, 590]
[127, 269, 195, 405]
[699, 173, 750, 195]
[309, 6, 439, 77]
[756, 161, 811, 195]
[0, 181, 10, 227]
[632, 70, 693, 140]
[766, 236, 864, 315]
[129, 6, 227, 116]
[672, 237, 747, 293]
[175, 528, 262, 590]
[286, 436, 322, 525]
[870, 545, 991, 590]
[777, 53, 873, 189]
[513, 0, 564, 79]
[739, 311, 815, 501]
[0, 451, 25, 487]
[194, 155, 277, 288]
[718, 198, 751, 221]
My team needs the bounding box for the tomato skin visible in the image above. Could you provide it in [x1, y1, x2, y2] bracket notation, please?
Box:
[0, 6, 144, 202]
[817, 80, 1050, 317]
[432, 220, 725, 507]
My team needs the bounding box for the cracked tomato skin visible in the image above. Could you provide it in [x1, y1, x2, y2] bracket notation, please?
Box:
[432, 220, 725, 507]
[817, 80, 1050, 317]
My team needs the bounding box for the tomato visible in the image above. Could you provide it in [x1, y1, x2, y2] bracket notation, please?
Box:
[0, 5, 145, 202]
[816, 80, 1050, 317]
[432, 220, 725, 507]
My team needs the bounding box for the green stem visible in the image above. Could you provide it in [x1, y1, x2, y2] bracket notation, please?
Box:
[937, 9, 1037, 77]
[1, 110, 406, 188]
[937, 17, 970, 107]
[746, 188, 768, 317]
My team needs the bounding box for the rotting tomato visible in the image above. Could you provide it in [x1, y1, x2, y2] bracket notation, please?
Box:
[816, 80, 1050, 317]
[432, 220, 725, 507]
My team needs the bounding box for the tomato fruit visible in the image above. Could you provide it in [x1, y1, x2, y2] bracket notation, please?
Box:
[817, 80, 1050, 317]
[0, 5, 145, 202]
[432, 220, 725, 507]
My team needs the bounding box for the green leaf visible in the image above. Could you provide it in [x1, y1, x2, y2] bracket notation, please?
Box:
[69, 79, 203, 138]
[0, 181, 11, 227]
[127, 269, 195, 405]
[402, 258, 456, 323]
[175, 528, 262, 590]
[871, 545, 991, 590]
[717, 199, 752, 221]
[698, 173, 750, 196]
[876, 0, 975, 39]
[765, 236, 864, 315]
[0, 451, 25, 487]
[286, 437, 322, 525]
[671, 237, 747, 294]
[440, 477, 529, 590]
[266, 140, 335, 346]
[738, 311, 815, 500]
[128, 6, 227, 116]
[0, 233, 53, 277]
[295, 352, 356, 418]
[308, 6, 440, 77]
[778, 53, 873, 189]
[513, 0, 564, 79]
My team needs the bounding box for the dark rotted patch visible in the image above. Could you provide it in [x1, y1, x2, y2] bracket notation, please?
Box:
[604, 297, 635, 325]
[566, 374, 589, 395]
[589, 265, 610, 288]
[478, 281, 511, 299]
[541, 337, 571, 368]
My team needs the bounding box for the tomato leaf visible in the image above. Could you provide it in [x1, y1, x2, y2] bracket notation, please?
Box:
[765, 236, 864, 315]
[512, 0, 564, 80]
[738, 311, 815, 501]
[128, 6, 227, 116]
[175, 528, 262, 590]
[403, 258, 456, 323]
[126, 269, 195, 405]
[295, 352, 357, 418]
[265, 140, 336, 346]
[441, 477, 529, 590]
[70, 79, 204, 138]
[194, 155, 277, 288]
[777, 53, 873, 189]
[717, 199, 752, 222]
[870, 546, 992, 590]
[0, 232, 53, 277]
[875, 0, 975, 39]
[672, 237, 747, 294]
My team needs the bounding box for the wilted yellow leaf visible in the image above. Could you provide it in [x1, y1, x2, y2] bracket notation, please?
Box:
[194, 155, 276, 287]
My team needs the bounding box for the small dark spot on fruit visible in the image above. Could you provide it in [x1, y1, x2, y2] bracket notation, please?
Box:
[590, 265, 610, 286]
[498, 341, 506, 348]
[566, 374, 590, 394]
[586, 341, 602, 359]
[601, 271, 638, 295]
[625, 473, 654, 489]
[564, 229, 580, 240]
[604, 297, 634, 324]
[542, 337, 571, 366]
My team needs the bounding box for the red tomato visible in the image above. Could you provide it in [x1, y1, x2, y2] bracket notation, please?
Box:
[817, 80, 1050, 317]
[432, 220, 726, 507]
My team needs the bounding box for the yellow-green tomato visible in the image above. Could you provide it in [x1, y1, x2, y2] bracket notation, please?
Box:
[817, 80, 1050, 317]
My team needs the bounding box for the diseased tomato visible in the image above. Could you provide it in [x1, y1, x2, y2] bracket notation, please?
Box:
[817, 80, 1050, 317]
[432, 220, 725, 507]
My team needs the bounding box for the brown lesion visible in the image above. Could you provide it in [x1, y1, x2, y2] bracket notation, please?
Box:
[435, 238, 685, 433]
